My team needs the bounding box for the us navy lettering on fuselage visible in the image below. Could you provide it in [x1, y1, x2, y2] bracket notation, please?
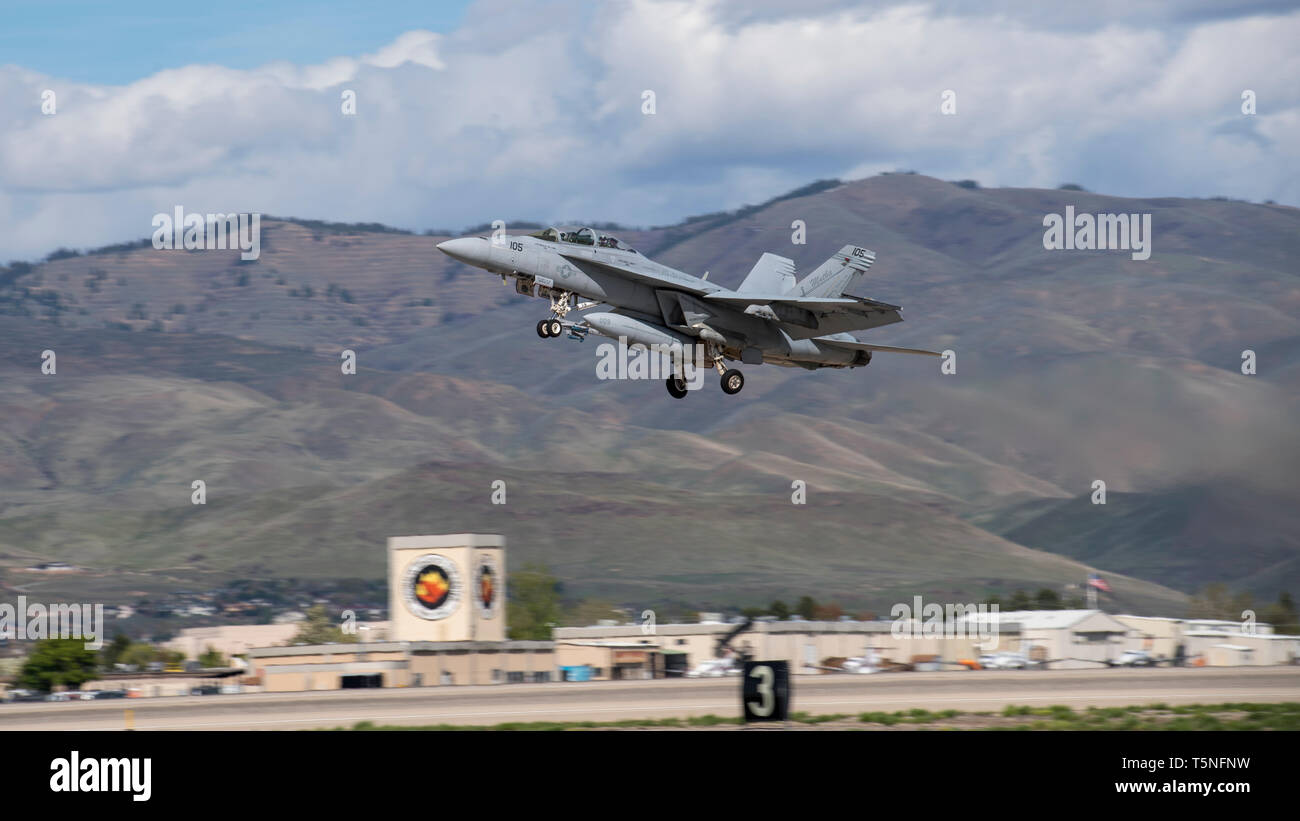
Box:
[435, 226, 941, 399]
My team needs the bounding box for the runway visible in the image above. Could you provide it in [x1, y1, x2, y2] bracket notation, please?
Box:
[2, 666, 1297, 731]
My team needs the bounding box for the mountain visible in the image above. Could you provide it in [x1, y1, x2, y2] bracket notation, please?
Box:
[1, 173, 1296, 615]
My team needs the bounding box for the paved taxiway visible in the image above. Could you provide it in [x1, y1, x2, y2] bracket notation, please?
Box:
[1, 666, 1297, 731]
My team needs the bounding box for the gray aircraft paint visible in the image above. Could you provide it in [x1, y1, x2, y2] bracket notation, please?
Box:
[437, 227, 938, 392]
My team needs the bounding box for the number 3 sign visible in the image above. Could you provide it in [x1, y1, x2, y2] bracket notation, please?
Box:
[742, 660, 790, 722]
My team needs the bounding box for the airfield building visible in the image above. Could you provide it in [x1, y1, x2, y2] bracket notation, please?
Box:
[1117, 615, 1299, 666]
[954, 609, 1132, 668]
[200, 536, 1300, 694]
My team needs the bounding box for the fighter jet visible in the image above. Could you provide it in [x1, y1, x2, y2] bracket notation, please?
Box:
[436, 226, 939, 398]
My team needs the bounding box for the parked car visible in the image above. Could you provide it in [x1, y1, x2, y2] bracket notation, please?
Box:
[93, 690, 128, 699]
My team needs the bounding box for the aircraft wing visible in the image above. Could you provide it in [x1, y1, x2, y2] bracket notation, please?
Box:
[556, 251, 712, 295]
[705, 292, 902, 331]
[815, 336, 943, 357]
[705, 293, 901, 313]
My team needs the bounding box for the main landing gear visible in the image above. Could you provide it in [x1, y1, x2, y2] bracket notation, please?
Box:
[536, 319, 563, 338]
[720, 368, 744, 395]
[662, 344, 746, 398]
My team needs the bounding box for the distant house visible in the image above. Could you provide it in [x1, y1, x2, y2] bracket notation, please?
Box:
[24, 561, 79, 572]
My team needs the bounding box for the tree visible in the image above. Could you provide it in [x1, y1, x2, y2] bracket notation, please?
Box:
[1262, 592, 1299, 636]
[100, 633, 132, 668]
[120, 642, 162, 669]
[812, 601, 844, 621]
[768, 600, 791, 620]
[1007, 590, 1032, 611]
[287, 604, 357, 645]
[1233, 590, 1255, 622]
[197, 645, 227, 668]
[796, 596, 817, 620]
[17, 639, 99, 692]
[1187, 583, 1253, 622]
[507, 563, 563, 640]
[1033, 588, 1061, 610]
[116, 642, 184, 669]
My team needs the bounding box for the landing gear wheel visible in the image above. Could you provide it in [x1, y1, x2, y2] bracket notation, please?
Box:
[720, 368, 744, 395]
[666, 375, 688, 399]
[536, 320, 551, 338]
[546, 319, 563, 337]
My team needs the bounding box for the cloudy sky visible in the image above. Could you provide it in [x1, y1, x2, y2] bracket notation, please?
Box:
[1, 0, 1297, 260]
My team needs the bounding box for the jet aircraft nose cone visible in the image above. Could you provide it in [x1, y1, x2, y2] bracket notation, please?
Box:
[436, 237, 486, 266]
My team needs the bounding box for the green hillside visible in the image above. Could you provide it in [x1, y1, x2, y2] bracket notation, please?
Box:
[2, 173, 1296, 614]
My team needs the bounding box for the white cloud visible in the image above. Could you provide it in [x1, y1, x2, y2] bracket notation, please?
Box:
[0, 1, 1297, 261]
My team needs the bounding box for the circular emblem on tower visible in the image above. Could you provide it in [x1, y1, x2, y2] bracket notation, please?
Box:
[475, 554, 499, 619]
[402, 554, 462, 620]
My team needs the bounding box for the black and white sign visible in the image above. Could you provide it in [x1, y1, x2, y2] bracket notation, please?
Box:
[742, 660, 790, 722]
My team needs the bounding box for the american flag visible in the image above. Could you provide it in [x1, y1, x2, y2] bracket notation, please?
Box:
[1087, 573, 1112, 593]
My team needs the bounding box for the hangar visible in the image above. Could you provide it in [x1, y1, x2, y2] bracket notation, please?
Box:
[954, 609, 1131, 668]
[1117, 615, 1299, 666]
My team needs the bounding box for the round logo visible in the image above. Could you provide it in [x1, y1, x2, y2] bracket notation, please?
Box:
[402, 554, 462, 620]
[475, 555, 499, 619]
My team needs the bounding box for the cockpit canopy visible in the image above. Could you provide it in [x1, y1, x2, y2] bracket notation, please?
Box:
[528, 226, 636, 253]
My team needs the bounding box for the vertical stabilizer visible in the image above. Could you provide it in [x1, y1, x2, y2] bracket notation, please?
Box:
[793, 245, 875, 298]
[738, 253, 797, 294]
